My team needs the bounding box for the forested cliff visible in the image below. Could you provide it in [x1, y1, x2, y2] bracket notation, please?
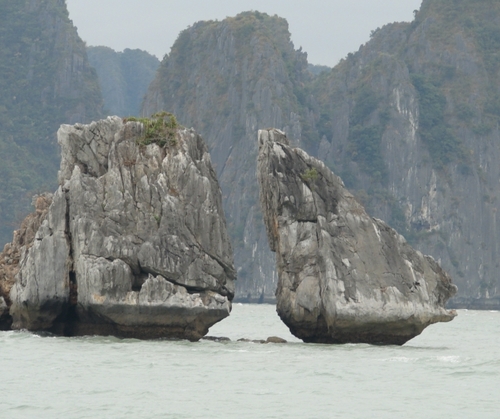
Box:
[0, 0, 103, 246]
[143, 1, 500, 306]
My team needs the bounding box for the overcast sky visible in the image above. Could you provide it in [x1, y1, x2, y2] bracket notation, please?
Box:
[66, 0, 422, 67]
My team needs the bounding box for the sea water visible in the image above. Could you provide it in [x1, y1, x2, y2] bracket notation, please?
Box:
[1, 305, 499, 419]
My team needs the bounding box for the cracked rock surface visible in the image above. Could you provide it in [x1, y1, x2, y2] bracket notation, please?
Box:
[257, 128, 457, 345]
[6, 116, 236, 340]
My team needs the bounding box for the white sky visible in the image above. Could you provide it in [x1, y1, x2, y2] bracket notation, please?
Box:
[66, 0, 422, 67]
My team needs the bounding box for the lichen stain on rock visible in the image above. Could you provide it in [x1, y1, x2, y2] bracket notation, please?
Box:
[257, 128, 457, 345]
[1, 116, 236, 340]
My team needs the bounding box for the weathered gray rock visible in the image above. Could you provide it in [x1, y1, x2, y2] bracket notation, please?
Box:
[257, 128, 457, 345]
[140, 6, 500, 307]
[0, 193, 53, 330]
[8, 116, 236, 340]
[266, 336, 287, 344]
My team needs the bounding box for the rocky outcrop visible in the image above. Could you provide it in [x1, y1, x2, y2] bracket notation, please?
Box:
[0, 194, 53, 330]
[308, 0, 500, 305]
[257, 129, 457, 344]
[6, 116, 235, 340]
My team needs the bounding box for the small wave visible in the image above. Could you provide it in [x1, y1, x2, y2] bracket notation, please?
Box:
[404, 345, 451, 351]
[436, 355, 461, 363]
[8, 404, 34, 411]
[382, 356, 419, 363]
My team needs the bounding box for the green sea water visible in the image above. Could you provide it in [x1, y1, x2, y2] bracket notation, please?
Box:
[1, 305, 499, 418]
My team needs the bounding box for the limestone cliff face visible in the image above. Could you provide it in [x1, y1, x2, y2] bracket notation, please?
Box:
[0, 0, 103, 247]
[311, 0, 500, 305]
[5, 116, 235, 340]
[258, 129, 457, 344]
[142, 12, 310, 301]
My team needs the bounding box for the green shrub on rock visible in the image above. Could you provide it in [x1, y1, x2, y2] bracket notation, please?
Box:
[124, 111, 179, 147]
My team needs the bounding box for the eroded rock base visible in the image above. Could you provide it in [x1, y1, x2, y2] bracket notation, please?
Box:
[48, 306, 229, 341]
[284, 317, 431, 345]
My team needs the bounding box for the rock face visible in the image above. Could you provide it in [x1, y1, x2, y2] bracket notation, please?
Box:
[6, 116, 235, 340]
[257, 129, 457, 344]
[0, 193, 53, 330]
[307, 0, 500, 306]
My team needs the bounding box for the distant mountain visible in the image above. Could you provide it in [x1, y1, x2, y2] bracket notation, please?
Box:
[87, 46, 159, 116]
[0, 0, 103, 246]
[142, 11, 312, 301]
[307, 63, 330, 76]
[143, 2, 500, 306]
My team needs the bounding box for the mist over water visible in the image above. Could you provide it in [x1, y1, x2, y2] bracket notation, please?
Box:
[1, 305, 499, 419]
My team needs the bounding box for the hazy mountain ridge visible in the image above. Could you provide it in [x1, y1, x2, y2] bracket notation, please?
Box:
[87, 46, 159, 116]
[0, 0, 103, 246]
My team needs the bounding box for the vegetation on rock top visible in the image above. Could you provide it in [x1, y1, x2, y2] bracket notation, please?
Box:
[124, 112, 179, 147]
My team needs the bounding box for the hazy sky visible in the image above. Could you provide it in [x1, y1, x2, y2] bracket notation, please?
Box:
[66, 0, 422, 67]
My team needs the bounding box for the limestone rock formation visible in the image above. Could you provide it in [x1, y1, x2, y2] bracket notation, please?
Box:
[257, 129, 457, 344]
[308, 1, 500, 306]
[5, 116, 235, 340]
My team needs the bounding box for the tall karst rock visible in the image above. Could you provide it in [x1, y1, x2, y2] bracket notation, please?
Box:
[2, 115, 236, 339]
[257, 128, 456, 344]
[311, 0, 500, 306]
[87, 46, 160, 117]
[143, 12, 312, 301]
[0, 0, 103, 247]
